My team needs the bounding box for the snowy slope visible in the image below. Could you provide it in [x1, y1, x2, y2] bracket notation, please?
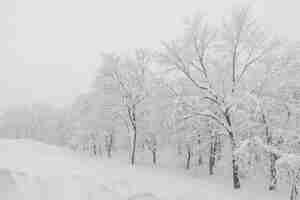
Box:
[0, 139, 287, 200]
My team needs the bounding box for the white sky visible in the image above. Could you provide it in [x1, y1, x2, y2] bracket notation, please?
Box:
[1, 0, 300, 109]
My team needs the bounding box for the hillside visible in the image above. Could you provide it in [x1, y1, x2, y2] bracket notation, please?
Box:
[0, 139, 287, 200]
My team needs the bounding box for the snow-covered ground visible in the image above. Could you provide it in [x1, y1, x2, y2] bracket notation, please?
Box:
[0, 139, 288, 199]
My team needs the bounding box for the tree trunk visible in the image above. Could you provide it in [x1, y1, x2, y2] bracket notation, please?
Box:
[198, 154, 202, 166]
[152, 150, 157, 165]
[197, 135, 202, 166]
[186, 146, 192, 170]
[107, 144, 112, 158]
[128, 105, 137, 166]
[232, 155, 240, 189]
[230, 134, 241, 189]
[225, 113, 241, 189]
[209, 141, 215, 175]
[209, 134, 217, 175]
[290, 179, 298, 200]
[93, 143, 97, 156]
[131, 127, 137, 165]
[216, 135, 222, 161]
[263, 114, 278, 191]
[269, 152, 278, 190]
[106, 134, 113, 158]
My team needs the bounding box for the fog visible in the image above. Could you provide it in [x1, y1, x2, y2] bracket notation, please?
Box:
[1, 0, 299, 110]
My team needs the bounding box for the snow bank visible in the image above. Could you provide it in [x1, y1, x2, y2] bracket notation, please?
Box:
[0, 139, 125, 200]
[0, 139, 288, 200]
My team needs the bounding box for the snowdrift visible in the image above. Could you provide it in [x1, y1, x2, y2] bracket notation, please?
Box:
[0, 139, 287, 200]
[0, 139, 126, 200]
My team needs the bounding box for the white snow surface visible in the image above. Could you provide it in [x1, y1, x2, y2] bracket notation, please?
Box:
[0, 139, 287, 200]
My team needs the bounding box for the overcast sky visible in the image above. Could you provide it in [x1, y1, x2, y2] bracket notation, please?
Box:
[1, 0, 300, 110]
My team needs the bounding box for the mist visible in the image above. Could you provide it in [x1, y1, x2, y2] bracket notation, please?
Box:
[1, 0, 299, 110]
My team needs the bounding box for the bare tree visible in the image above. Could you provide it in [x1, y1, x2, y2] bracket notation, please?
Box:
[159, 7, 280, 189]
[95, 50, 151, 165]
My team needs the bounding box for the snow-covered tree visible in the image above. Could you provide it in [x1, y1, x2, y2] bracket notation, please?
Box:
[158, 6, 282, 189]
[93, 50, 153, 165]
[0, 104, 72, 145]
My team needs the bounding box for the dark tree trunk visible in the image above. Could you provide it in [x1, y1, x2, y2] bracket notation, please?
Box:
[106, 134, 113, 158]
[216, 135, 222, 161]
[186, 146, 192, 170]
[93, 143, 97, 156]
[131, 128, 137, 165]
[262, 114, 278, 190]
[128, 106, 137, 165]
[198, 154, 202, 166]
[263, 114, 278, 191]
[209, 141, 215, 175]
[232, 154, 240, 189]
[197, 135, 202, 166]
[152, 150, 156, 165]
[209, 134, 217, 175]
[225, 113, 241, 189]
[290, 180, 298, 200]
[107, 145, 112, 158]
[269, 152, 278, 190]
[230, 134, 240, 189]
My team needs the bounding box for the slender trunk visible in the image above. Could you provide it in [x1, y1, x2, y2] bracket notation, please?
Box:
[197, 135, 202, 166]
[186, 146, 192, 170]
[131, 127, 137, 165]
[225, 113, 241, 189]
[152, 150, 156, 165]
[198, 154, 202, 166]
[230, 133, 241, 189]
[93, 143, 97, 156]
[107, 144, 112, 158]
[128, 106, 137, 165]
[232, 156, 240, 189]
[230, 48, 240, 188]
[106, 134, 113, 158]
[269, 152, 278, 190]
[216, 135, 222, 161]
[209, 138, 216, 175]
[290, 176, 298, 200]
[107, 148, 111, 158]
[263, 114, 278, 191]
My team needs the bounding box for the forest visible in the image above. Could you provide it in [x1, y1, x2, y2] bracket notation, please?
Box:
[1, 5, 300, 200]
